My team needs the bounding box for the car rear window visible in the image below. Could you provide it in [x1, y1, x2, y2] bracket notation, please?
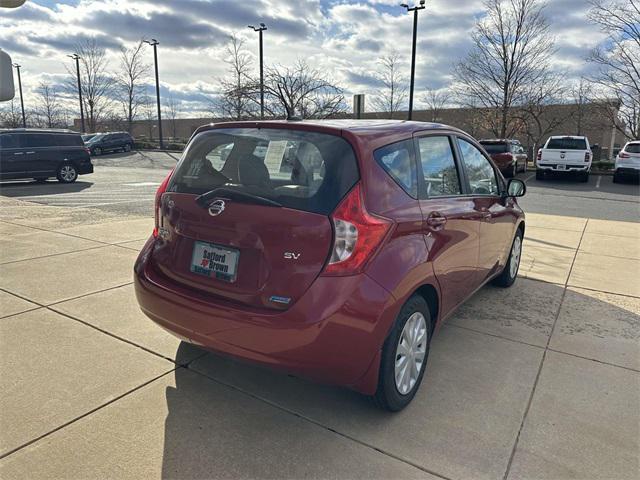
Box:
[546, 138, 587, 150]
[625, 143, 640, 153]
[480, 142, 509, 154]
[169, 128, 360, 215]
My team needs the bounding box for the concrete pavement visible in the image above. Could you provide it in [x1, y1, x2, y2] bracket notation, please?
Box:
[0, 194, 638, 479]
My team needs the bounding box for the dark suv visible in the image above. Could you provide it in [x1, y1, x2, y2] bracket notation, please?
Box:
[135, 120, 526, 411]
[85, 132, 134, 155]
[0, 129, 93, 183]
[479, 139, 528, 177]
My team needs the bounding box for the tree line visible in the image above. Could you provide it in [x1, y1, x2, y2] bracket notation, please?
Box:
[0, 0, 638, 142]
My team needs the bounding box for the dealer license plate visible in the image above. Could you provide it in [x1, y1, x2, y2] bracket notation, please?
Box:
[190, 241, 239, 283]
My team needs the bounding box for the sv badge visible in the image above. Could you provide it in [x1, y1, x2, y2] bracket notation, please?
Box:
[284, 252, 301, 260]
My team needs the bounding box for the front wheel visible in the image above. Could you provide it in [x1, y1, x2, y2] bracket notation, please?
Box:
[124, 143, 132, 152]
[492, 229, 523, 288]
[57, 163, 78, 183]
[373, 295, 432, 411]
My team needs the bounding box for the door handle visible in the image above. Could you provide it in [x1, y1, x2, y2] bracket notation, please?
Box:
[425, 212, 447, 230]
[13, 152, 24, 155]
[26, 151, 35, 154]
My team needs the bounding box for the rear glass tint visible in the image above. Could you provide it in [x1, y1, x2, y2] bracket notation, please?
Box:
[625, 143, 640, 153]
[480, 142, 509, 154]
[546, 138, 587, 150]
[169, 128, 359, 215]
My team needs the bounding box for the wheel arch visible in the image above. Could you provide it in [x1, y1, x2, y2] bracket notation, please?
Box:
[411, 283, 440, 334]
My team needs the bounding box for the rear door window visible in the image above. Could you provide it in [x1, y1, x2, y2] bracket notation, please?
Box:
[417, 136, 462, 197]
[374, 140, 417, 198]
[169, 128, 359, 215]
[0, 134, 19, 149]
[546, 138, 587, 150]
[23, 134, 54, 148]
[457, 138, 499, 196]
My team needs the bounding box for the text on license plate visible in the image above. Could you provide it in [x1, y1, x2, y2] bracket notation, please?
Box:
[190, 241, 239, 282]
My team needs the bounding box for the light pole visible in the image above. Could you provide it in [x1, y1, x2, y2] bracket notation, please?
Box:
[67, 54, 85, 133]
[144, 38, 164, 149]
[248, 23, 267, 119]
[12, 63, 26, 128]
[401, 1, 426, 121]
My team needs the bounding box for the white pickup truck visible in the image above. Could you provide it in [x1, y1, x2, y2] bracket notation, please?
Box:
[536, 136, 592, 182]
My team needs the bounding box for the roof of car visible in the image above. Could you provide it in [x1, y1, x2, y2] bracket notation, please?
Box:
[198, 119, 465, 141]
[479, 138, 519, 143]
[0, 128, 79, 134]
[548, 135, 588, 139]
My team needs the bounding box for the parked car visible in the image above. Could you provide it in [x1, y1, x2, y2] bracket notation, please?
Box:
[479, 139, 528, 177]
[81, 133, 97, 143]
[134, 120, 526, 411]
[613, 141, 640, 183]
[536, 135, 592, 182]
[0, 128, 93, 183]
[85, 131, 134, 155]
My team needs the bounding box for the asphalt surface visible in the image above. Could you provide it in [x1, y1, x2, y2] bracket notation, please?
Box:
[0, 151, 638, 222]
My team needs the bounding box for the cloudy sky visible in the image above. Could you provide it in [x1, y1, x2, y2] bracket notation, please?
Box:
[1, 0, 605, 117]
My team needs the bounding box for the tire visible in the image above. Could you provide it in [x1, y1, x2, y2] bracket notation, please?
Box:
[579, 171, 589, 183]
[56, 163, 78, 183]
[535, 169, 544, 180]
[124, 143, 132, 152]
[93, 147, 102, 156]
[505, 162, 516, 178]
[373, 295, 432, 412]
[492, 228, 523, 288]
[521, 160, 527, 173]
[613, 172, 620, 183]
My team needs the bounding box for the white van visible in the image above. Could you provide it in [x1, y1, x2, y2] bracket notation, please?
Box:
[536, 136, 592, 182]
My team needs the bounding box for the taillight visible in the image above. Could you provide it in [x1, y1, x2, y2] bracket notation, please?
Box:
[84, 147, 91, 155]
[322, 183, 392, 276]
[153, 169, 173, 238]
[584, 152, 591, 162]
[620, 152, 630, 158]
[536, 149, 542, 162]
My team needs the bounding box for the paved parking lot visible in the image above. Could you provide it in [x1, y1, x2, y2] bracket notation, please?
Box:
[0, 152, 639, 479]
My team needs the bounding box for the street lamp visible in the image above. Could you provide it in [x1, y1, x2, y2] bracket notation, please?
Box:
[12, 63, 26, 128]
[248, 23, 267, 120]
[144, 38, 164, 149]
[67, 54, 85, 133]
[401, 0, 426, 121]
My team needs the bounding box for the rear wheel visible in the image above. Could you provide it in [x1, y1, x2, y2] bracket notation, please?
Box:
[579, 171, 589, 183]
[57, 163, 78, 183]
[373, 295, 432, 411]
[613, 171, 620, 183]
[535, 169, 545, 180]
[506, 162, 516, 178]
[492, 229, 523, 288]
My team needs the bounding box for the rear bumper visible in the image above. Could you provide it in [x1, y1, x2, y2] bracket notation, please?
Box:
[615, 166, 640, 175]
[537, 163, 590, 172]
[133, 237, 397, 394]
[78, 163, 93, 175]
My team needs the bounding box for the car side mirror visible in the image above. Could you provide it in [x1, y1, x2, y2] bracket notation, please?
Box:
[0, 49, 15, 101]
[505, 178, 526, 197]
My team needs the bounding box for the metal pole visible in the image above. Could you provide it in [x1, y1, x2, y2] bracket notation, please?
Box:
[408, 8, 418, 121]
[75, 56, 85, 133]
[13, 64, 26, 128]
[259, 29, 264, 120]
[152, 43, 164, 149]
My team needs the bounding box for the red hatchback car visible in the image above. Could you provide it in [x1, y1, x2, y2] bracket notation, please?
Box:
[134, 120, 526, 411]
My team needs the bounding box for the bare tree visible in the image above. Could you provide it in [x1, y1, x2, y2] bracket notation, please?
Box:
[0, 100, 26, 128]
[570, 77, 593, 135]
[454, 0, 555, 138]
[263, 60, 346, 119]
[371, 52, 407, 118]
[116, 40, 149, 133]
[421, 89, 452, 122]
[518, 72, 568, 154]
[33, 82, 66, 128]
[141, 94, 157, 141]
[66, 39, 115, 132]
[164, 93, 180, 139]
[587, 0, 640, 139]
[216, 34, 257, 120]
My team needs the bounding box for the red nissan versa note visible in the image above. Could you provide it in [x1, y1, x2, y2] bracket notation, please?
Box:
[134, 120, 526, 411]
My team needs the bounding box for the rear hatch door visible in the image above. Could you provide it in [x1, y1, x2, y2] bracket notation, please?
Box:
[151, 127, 359, 310]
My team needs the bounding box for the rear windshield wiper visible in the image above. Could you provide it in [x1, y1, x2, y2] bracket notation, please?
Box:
[195, 187, 282, 208]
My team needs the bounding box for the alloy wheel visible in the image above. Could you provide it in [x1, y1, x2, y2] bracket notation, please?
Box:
[510, 235, 522, 279]
[394, 312, 427, 395]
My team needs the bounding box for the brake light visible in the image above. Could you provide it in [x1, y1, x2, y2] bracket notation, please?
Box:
[153, 169, 173, 238]
[84, 147, 91, 155]
[322, 183, 392, 276]
[620, 152, 630, 159]
[585, 152, 591, 162]
[536, 149, 542, 162]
